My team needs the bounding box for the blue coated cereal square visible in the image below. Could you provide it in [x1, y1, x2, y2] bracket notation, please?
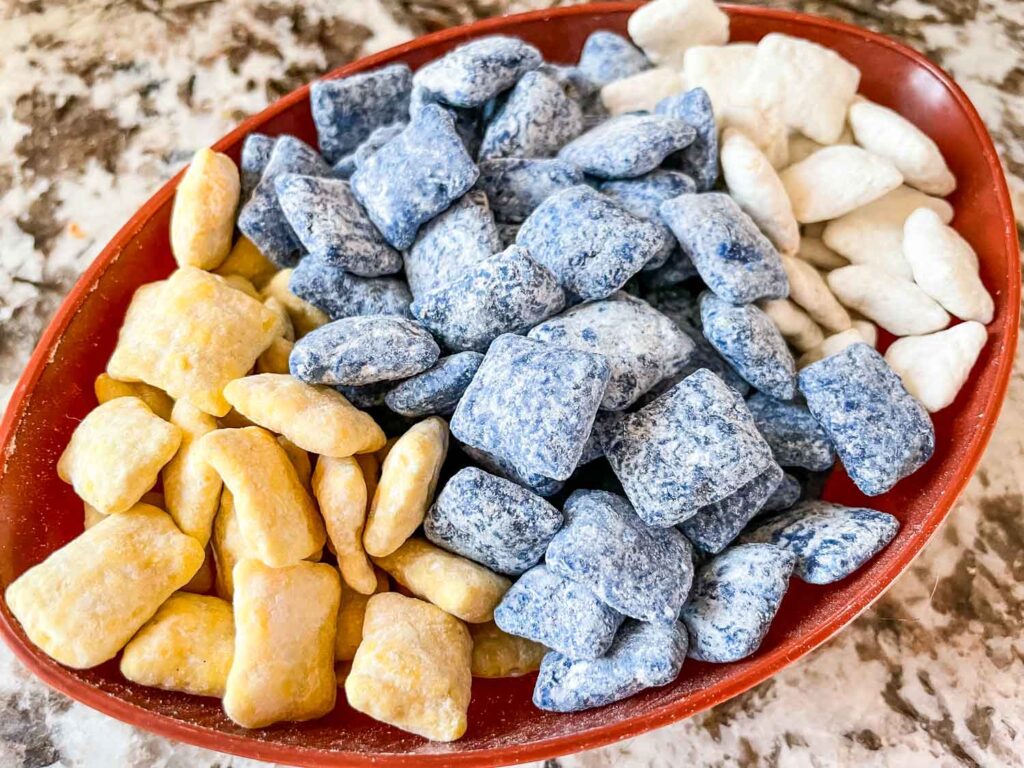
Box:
[290, 255, 411, 320]
[660, 193, 789, 304]
[451, 333, 610, 481]
[527, 293, 695, 411]
[599, 170, 696, 269]
[410, 245, 565, 352]
[798, 343, 934, 496]
[475, 158, 585, 223]
[681, 543, 795, 663]
[404, 192, 501, 299]
[533, 619, 686, 713]
[558, 114, 695, 179]
[577, 409, 624, 467]
[539, 63, 598, 103]
[310, 64, 413, 163]
[516, 185, 664, 302]
[494, 564, 623, 660]
[352, 121, 405, 167]
[275, 175, 402, 277]
[746, 392, 835, 472]
[289, 315, 439, 386]
[546, 490, 694, 623]
[240, 133, 274, 202]
[577, 30, 650, 87]
[678, 462, 784, 554]
[461, 444, 564, 498]
[479, 69, 584, 160]
[424, 467, 563, 576]
[700, 292, 797, 400]
[604, 368, 774, 526]
[413, 35, 542, 108]
[741, 501, 900, 584]
[237, 135, 329, 267]
[656, 87, 718, 192]
[351, 104, 479, 249]
[336, 381, 392, 409]
[384, 351, 483, 418]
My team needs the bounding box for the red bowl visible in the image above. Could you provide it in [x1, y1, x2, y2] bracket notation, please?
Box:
[0, 3, 1018, 766]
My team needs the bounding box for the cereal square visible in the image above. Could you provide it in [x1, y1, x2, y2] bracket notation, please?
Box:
[413, 35, 542, 108]
[450, 334, 610, 481]
[746, 392, 836, 471]
[289, 255, 412, 320]
[476, 158, 584, 223]
[478, 69, 584, 159]
[58, 397, 181, 515]
[107, 268, 280, 417]
[678, 462, 784, 553]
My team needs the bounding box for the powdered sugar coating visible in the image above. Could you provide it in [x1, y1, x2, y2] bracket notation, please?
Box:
[660, 192, 788, 304]
[478, 70, 584, 160]
[557, 114, 696, 179]
[476, 158, 584, 223]
[351, 104, 478, 249]
[404, 193, 501, 299]
[384, 352, 483, 418]
[424, 467, 563, 576]
[533, 619, 687, 713]
[547, 490, 694, 623]
[494, 564, 623, 660]
[798, 343, 934, 496]
[290, 255, 411, 320]
[460, 444, 564, 498]
[413, 36, 543, 108]
[741, 501, 899, 584]
[681, 543, 795, 663]
[746, 391, 836, 471]
[410, 245, 564, 352]
[599, 170, 697, 269]
[237, 136, 329, 267]
[516, 185, 664, 302]
[700, 292, 797, 400]
[527, 293, 695, 411]
[289, 316, 439, 386]
[240, 133, 274, 202]
[578, 31, 650, 87]
[656, 87, 718, 192]
[275, 175, 402, 277]
[678, 462, 783, 554]
[604, 369, 774, 526]
[451, 334, 610, 481]
[310, 64, 413, 163]
[762, 471, 801, 513]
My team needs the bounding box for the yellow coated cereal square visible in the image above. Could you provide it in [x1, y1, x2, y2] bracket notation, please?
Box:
[469, 621, 547, 678]
[363, 417, 448, 558]
[256, 337, 293, 374]
[171, 148, 240, 270]
[314, 456, 376, 594]
[120, 592, 234, 697]
[107, 267, 280, 417]
[214, 236, 278, 289]
[336, 570, 389, 661]
[94, 373, 174, 421]
[372, 538, 510, 624]
[223, 374, 385, 458]
[221, 274, 261, 299]
[162, 400, 221, 545]
[181, 550, 215, 594]
[277, 435, 313, 492]
[345, 593, 472, 742]
[5, 504, 204, 668]
[58, 397, 181, 515]
[224, 559, 340, 728]
[261, 269, 328, 337]
[198, 427, 325, 567]
[263, 296, 295, 341]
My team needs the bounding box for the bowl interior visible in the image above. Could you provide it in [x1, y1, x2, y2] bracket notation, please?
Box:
[0, 4, 1018, 766]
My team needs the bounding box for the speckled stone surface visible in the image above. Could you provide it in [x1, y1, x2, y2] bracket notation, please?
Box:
[2, 1, 1024, 765]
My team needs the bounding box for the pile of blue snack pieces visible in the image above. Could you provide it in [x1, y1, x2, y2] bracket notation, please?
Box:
[236, 33, 934, 713]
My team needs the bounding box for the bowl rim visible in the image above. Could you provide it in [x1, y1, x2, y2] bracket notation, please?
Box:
[0, 3, 1019, 766]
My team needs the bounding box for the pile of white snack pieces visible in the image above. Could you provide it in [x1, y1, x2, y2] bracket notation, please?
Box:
[621, 0, 993, 413]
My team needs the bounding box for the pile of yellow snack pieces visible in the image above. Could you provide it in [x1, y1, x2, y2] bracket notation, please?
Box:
[5, 148, 544, 742]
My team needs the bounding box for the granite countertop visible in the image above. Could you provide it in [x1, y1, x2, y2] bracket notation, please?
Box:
[0, 1, 1021, 766]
